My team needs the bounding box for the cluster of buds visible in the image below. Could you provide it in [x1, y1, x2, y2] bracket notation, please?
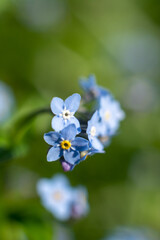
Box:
[44, 75, 125, 171]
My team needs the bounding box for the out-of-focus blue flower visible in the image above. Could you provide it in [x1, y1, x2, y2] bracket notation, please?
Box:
[51, 93, 81, 132]
[104, 227, 159, 240]
[86, 111, 104, 151]
[99, 94, 125, 136]
[80, 75, 108, 99]
[71, 186, 89, 219]
[37, 174, 74, 221]
[37, 174, 90, 221]
[44, 124, 89, 165]
[0, 81, 15, 124]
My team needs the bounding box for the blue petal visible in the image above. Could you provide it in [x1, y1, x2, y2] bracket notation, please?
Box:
[51, 97, 64, 115]
[64, 93, 81, 113]
[44, 132, 60, 146]
[90, 137, 104, 151]
[64, 150, 80, 164]
[88, 75, 96, 86]
[69, 117, 81, 133]
[80, 75, 96, 91]
[99, 87, 109, 97]
[72, 137, 89, 151]
[61, 124, 77, 141]
[47, 146, 62, 162]
[51, 116, 65, 132]
[87, 111, 99, 134]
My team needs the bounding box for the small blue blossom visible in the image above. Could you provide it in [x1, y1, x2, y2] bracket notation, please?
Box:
[37, 174, 90, 221]
[44, 124, 89, 165]
[86, 111, 104, 151]
[71, 186, 89, 219]
[51, 93, 81, 132]
[80, 75, 108, 98]
[99, 94, 125, 136]
[37, 174, 73, 221]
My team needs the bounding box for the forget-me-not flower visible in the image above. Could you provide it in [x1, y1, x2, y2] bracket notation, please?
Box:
[43, 75, 125, 170]
[86, 111, 104, 151]
[71, 186, 89, 219]
[51, 93, 81, 132]
[37, 174, 74, 221]
[44, 124, 89, 165]
[37, 174, 90, 221]
[80, 75, 108, 98]
[99, 94, 125, 136]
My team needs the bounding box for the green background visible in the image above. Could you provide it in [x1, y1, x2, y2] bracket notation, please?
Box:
[0, 0, 160, 239]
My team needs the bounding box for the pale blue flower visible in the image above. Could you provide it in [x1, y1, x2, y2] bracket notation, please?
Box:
[37, 174, 90, 221]
[37, 174, 73, 221]
[99, 94, 125, 136]
[80, 75, 108, 98]
[0, 81, 15, 124]
[44, 124, 89, 165]
[51, 93, 81, 132]
[86, 111, 104, 151]
[71, 186, 89, 219]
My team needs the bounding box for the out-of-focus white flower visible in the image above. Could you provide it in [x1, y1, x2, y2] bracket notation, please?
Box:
[37, 174, 73, 221]
[37, 174, 89, 221]
[0, 81, 15, 124]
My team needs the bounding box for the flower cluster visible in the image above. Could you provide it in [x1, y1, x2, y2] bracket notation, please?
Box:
[44, 75, 125, 171]
[37, 174, 89, 221]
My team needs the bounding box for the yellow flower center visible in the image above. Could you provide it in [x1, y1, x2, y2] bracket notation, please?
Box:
[105, 111, 110, 121]
[61, 140, 71, 150]
[80, 151, 89, 159]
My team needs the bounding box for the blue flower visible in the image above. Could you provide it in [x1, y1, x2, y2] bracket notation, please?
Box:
[37, 174, 74, 221]
[71, 186, 89, 219]
[99, 94, 125, 136]
[86, 111, 104, 151]
[37, 174, 90, 221]
[44, 124, 89, 165]
[79, 75, 108, 98]
[51, 93, 81, 132]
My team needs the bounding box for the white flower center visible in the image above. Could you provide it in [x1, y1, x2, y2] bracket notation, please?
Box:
[61, 109, 73, 120]
[90, 126, 96, 137]
[105, 111, 111, 121]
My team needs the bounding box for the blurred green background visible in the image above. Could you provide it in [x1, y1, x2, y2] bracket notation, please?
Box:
[0, 0, 160, 239]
